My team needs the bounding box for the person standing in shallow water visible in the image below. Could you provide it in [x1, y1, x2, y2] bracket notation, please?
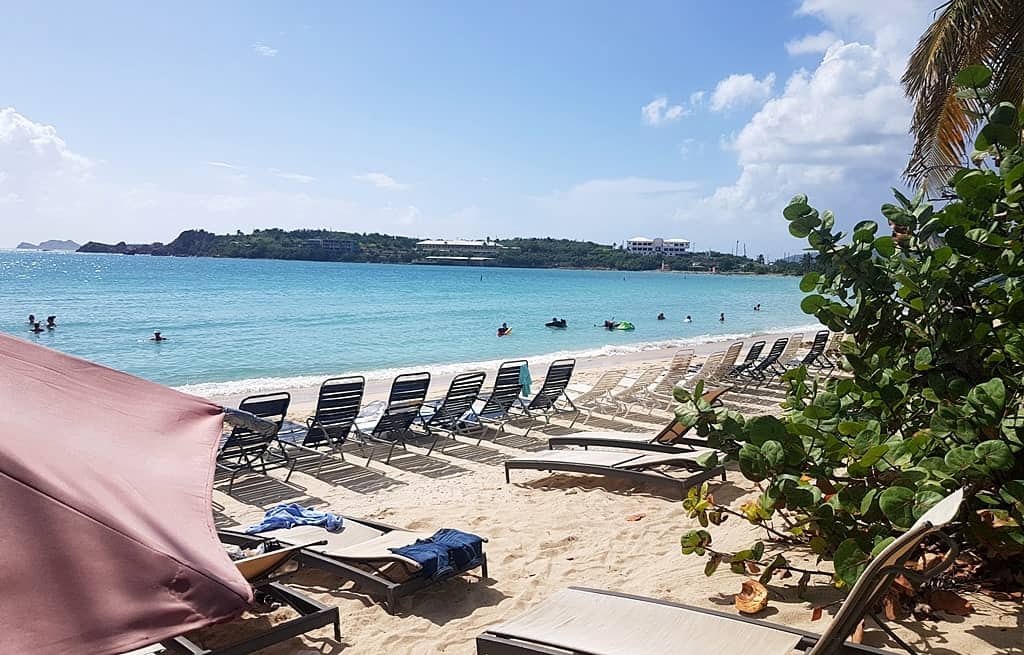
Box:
[28, 314, 35, 325]
[30, 322, 44, 334]
[719, 313, 725, 322]
[150, 330, 168, 342]
[46, 316, 56, 329]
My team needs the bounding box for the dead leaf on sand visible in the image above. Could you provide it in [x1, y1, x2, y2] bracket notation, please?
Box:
[928, 590, 974, 616]
[625, 513, 646, 522]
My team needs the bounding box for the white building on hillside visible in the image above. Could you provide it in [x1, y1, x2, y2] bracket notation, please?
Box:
[415, 239, 503, 256]
[625, 237, 690, 256]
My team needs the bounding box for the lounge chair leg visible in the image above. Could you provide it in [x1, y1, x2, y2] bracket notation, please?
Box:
[871, 613, 919, 655]
[480, 553, 489, 579]
[504, 466, 510, 483]
[386, 590, 398, 615]
[385, 441, 398, 464]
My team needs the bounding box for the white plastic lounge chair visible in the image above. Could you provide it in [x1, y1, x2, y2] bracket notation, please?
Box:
[570, 369, 628, 423]
[476, 488, 964, 655]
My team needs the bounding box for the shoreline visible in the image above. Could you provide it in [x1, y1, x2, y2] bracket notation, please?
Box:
[200, 325, 816, 414]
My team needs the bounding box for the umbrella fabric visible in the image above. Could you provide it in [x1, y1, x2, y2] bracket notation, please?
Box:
[0, 335, 252, 655]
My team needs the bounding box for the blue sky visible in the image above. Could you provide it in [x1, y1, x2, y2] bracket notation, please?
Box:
[1, 1, 936, 257]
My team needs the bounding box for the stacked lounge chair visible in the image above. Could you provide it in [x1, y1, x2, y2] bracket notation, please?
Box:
[726, 340, 765, 379]
[217, 392, 296, 493]
[610, 366, 663, 417]
[223, 513, 489, 615]
[476, 489, 964, 655]
[277, 376, 365, 477]
[646, 349, 696, 412]
[737, 336, 789, 388]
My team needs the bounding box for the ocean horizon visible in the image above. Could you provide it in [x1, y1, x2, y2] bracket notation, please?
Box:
[1, 249, 815, 396]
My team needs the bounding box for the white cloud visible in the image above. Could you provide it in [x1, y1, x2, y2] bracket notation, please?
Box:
[0, 107, 436, 246]
[252, 42, 278, 57]
[206, 161, 239, 169]
[270, 169, 316, 184]
[530, 177, 703, 242]
[710, 73, 776, 112]
[785, 30, 838, 55]
[641, 97, 688, 126]
[353, 172, 408, 189]
[689, 91, 706, 107]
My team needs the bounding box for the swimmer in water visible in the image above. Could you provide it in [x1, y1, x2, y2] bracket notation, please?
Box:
[46, 315, 56, 329]
[657, 312, 666, 320]
[684, 315, 692, 323]
[30, 322, 44, 334]
[151, 330, 168, 342]
[28, 314, 35, 325]
[719, 313, 725, 322]
[497, 322, 510, 336]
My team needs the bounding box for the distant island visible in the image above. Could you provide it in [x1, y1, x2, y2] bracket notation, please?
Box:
[17, 239, 81, 251]
[76, 228, 816, 274]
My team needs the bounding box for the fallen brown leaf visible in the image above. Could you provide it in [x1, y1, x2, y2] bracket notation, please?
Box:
[928, 590, 974, 616]
[893, 574, 915, 595]
[625, 513, 646, 522]
[811, 607, 823, 622]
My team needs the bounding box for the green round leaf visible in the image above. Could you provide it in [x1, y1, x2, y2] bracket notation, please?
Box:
[974, 441, 1013, 472]
[761, 440, 785, 469]
[799, 272, 821, 292]
[738, 443, 768, 482]
[954, 65, 993, 90]
[944, 445, 976, 472]
[990, 102, 1020, 128]
[914, 347, 933, 371]
[834, 538, 870, 586]
[800, 294, 827, 315]
[879, 486, 916, 529]
[783, 195, 811, 220]
[874, 236, 895, 258]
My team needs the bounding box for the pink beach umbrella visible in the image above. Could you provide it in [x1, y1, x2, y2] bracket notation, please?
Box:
[0, 334, 253, 655]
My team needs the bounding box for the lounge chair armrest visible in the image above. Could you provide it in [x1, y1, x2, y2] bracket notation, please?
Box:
[223, 407, 278, 436]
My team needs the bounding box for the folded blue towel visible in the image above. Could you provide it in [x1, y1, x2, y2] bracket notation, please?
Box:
[244, 503, 343, 534]
[389, 529, 484, 580]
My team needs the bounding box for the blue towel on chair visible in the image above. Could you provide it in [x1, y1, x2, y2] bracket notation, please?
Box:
[519, 364, 532, 397]
[389, 529, 484, 580]
[244, 503, 344, 534]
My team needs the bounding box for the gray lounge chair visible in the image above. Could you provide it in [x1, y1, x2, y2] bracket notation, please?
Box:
[739, 337, 789, 388]
[504, 447, 726, 496]
[476, 488, 964, 655]
[222, 512, 488, 615]
[217, 392, 296, 493]
[512, 359, 579, 434]
[417, 371, 487, 452]
[355, 371, 431, 464]
[475, 360, 530, 435]
[277, 376, 365, 477]
[727, 340, 765, 379]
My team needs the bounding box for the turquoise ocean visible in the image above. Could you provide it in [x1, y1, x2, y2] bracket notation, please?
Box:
[0, 250, 815, 396]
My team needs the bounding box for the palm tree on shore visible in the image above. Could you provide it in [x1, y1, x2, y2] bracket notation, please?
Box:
[902, 0, 1024, 191]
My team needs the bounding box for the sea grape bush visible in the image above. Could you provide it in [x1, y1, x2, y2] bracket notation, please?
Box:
[678, 65, 1024, 587]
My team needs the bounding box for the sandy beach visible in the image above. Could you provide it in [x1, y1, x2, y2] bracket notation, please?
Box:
[204, 335, 1021, 655]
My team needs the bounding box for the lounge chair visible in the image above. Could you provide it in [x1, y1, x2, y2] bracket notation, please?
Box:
[727, 340, 765, 379]
[707, 341, 743, 382]
[476, 488, 964, 655]
[647, 349, 696, 411]
[222, 513, 489, 615]
[512, 359, 579, 434]
[738, 337, 788, 388]
[817, 331, 846, 370]
[217, 392, 296, 493]
[789, 330, 830, 370]
[570, 369, 628, 423]
[504, 447, 726, 495]
[475, 360, 530, 435]
[547, 390, 728, 453]
[614, 366, 664, 416]
[277, 376, 365, 477]
[164, 541, 341, 654]
[355, 371, 431, 464]
[778, 332, 804, 366]
[416, 371, 487, 452]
